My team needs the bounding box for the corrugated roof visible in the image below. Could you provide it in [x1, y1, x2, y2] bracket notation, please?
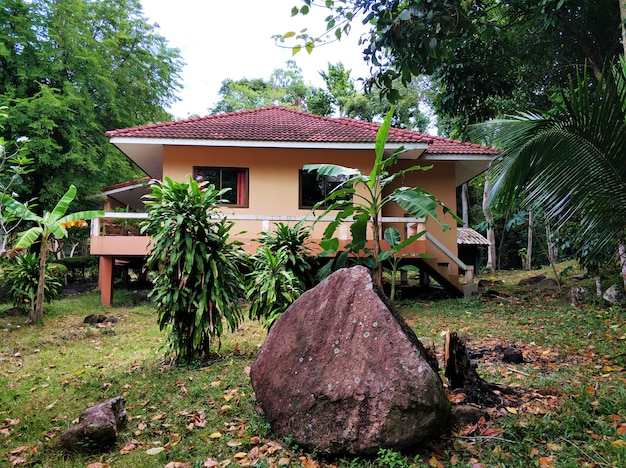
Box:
[457, 227, 491, 245]
[105, 106, 498, 155]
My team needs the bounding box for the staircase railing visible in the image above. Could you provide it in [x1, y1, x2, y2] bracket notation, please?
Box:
[424, 232, 474, 285]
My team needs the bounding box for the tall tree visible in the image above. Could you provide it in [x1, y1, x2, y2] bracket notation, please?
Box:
[0, 0, 182, 210]
[210, 61, 327, 114]
[479, 63, 626, 286]
[284, 0, 622, 136]
[319, 62, 357, 116]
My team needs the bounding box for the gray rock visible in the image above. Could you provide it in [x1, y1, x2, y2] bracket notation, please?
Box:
[537, 277, 558, 288]
[518, 274, 546, 286]
[565, 286, 588, 307]
[56, 396, 127, 452]
[250, 266, 450, 455]
[603, 285, 625, 305]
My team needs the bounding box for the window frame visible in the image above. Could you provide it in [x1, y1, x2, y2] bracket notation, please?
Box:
[193, 166, 249, 208]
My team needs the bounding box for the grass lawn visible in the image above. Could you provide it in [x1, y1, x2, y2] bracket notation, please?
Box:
[1, 265, 625, 467]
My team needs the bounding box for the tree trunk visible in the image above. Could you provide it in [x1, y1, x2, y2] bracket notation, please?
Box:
[619, 0, 626, 56]
[461, 183, 469, 228]
[31, 240, 48, 323]
[619, 242, 626, 290]
[482, 178, 496, 271]
[596, 275, 603, 297]
[525, 210, 533, 270]
[372, 216, 383, 288]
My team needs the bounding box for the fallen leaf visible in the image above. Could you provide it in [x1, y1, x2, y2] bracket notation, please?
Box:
[119, 441, 136, 455]
[203, 460, 219, 467]
[10, 446, 29, 454]
[208, 432, 222, 439]
[146, 447, 165, 455]
[164, 462, 192, 468]
[429, 455, 444, 467]
[151, 413, 166, 421]
[538, 456, 555, 467]
[612, 439, 626, 449]
[86, 463, 109, 468]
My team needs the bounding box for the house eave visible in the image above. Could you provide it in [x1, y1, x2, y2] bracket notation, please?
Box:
[109, 137, 430, 180]
[422, 153, 498, 187]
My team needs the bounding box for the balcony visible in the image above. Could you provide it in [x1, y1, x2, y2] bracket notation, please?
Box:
[90, 212, 475, 305]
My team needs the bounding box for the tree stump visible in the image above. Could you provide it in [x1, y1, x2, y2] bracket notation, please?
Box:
[444, 332, 501, 407]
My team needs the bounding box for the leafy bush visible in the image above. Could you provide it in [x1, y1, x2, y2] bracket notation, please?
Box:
[142, 177, 246, 363]
[246, 247, 304, 329]
[55, 255, 98, 282]
[2, 253, 67, 313]
[256, 221, 315, 288]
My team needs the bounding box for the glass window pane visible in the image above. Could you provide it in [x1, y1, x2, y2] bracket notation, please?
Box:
[221, 169, 238, 204]
[300, 170, 324, 208]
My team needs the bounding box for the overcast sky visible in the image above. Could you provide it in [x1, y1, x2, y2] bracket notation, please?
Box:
[140, 0, 371, 119]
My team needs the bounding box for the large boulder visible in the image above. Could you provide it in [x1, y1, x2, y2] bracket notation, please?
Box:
[250, 266, 450, 455]
[56, 396, 127, 453]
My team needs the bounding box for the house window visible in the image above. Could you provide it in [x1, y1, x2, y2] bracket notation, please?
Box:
[194, 167, 248, 207]
[299, 169, 351, 209]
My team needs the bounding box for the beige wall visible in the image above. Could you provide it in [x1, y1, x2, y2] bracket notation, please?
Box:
[163, 145, 459, 267]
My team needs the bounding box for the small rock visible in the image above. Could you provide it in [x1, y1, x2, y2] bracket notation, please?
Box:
[537, 278, 558, 287]
[565, 286, 588, 307]
[518, 274, 546, 286]
[56, 396, 127, 453]
[603, 285, 625, 306]
[450, 405, 488, 427]
[84, 314, 108, 324]
[501, 347, 524, 364]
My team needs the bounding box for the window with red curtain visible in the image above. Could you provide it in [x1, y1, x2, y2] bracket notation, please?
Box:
[193, 167, 248, 207]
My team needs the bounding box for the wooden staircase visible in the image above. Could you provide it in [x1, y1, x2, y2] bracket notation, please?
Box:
[415, 258, 477, 298]
[413, 232, 478, 298]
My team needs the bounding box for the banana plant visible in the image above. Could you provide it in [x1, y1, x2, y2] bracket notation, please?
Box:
[304, 108, 460, 288]
[379, 226, 429, 302]
[9, 185, 103, 323]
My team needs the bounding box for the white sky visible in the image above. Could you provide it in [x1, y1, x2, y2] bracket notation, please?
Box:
[140, 0, 371, 119]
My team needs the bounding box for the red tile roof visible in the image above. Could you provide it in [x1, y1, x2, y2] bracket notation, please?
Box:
[105, 106, 498, 155]
[457, 227, 491, 245]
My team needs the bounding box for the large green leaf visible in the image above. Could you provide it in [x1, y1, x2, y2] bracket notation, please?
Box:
[482, 63, 626, 263]
[15, 227, 43, 249]
[370, 108, 394, 190]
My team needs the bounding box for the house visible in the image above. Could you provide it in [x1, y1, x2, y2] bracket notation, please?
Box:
[91, 106, 499, 305]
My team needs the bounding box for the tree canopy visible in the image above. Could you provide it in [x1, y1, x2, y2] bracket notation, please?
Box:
[0, 0, 183, 210]
[211, 61, 430, 131]
[284, 0, 623, 135]
[211, 60, 328, 115]
[478, 63, 626, 270]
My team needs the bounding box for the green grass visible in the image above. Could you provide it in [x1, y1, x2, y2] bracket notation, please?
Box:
[1, 265, 625, 467]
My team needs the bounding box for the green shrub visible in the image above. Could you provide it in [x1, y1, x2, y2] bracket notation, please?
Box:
[2, 253, 67, 313]
[256, 221, 315, 289]
[246, 247, 304, 329]
[55, 255, 98, 282]
[143, 177, 245, 363]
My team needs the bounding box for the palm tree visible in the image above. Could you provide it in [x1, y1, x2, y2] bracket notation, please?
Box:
[10, 185, 103, 322]
[478, 62, 626, 288]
